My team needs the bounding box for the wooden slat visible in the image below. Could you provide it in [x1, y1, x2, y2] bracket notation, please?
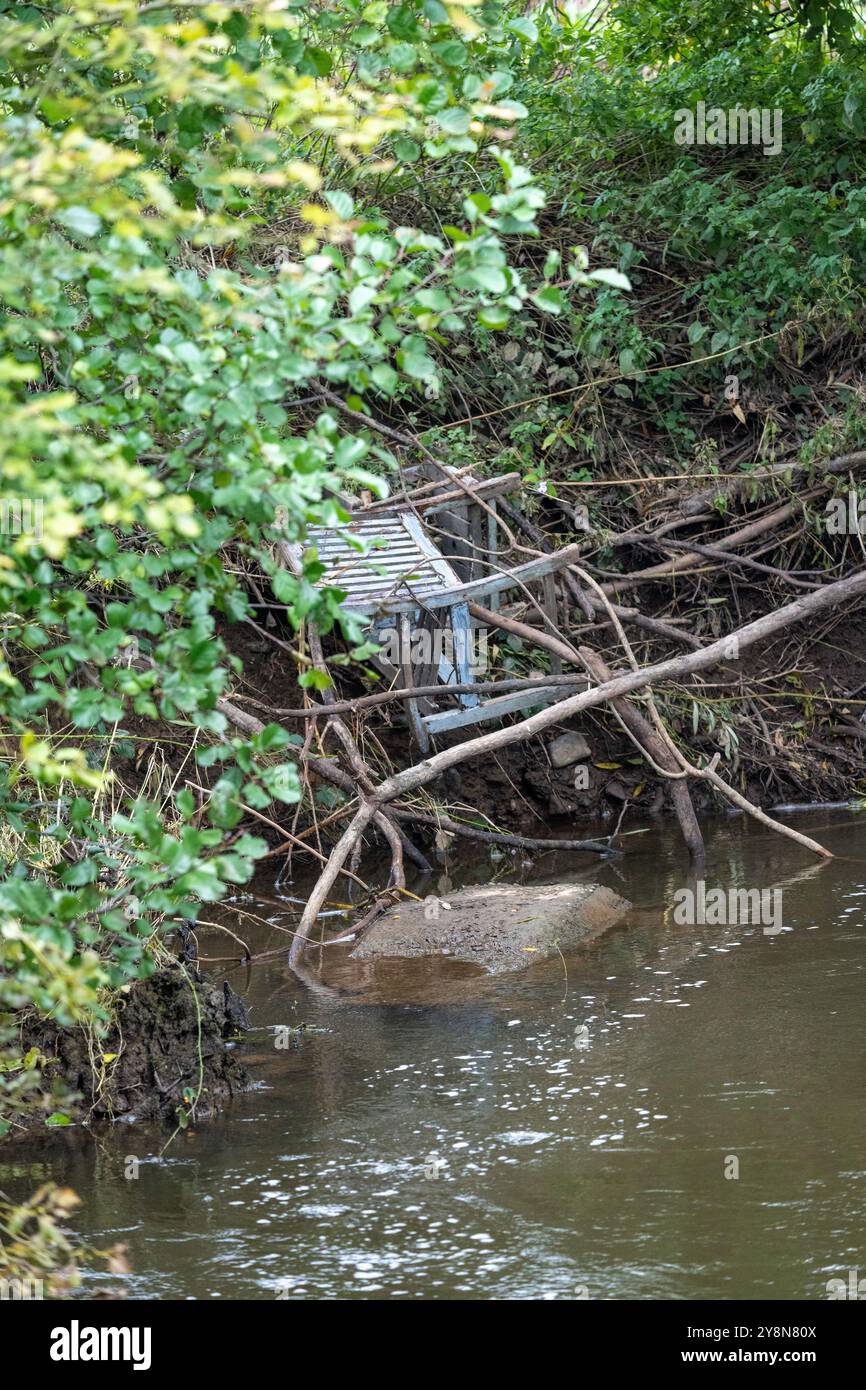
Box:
[422, 685, 568, 735]
[278, 516, 463, 608]
[449, 601, 479, 709]
[486, 502, 500, 613]
[543, 572, 562, 674]
[278, 526, 582, 619]
[358, 470, 520, 518]
[365, 543, 584, 614]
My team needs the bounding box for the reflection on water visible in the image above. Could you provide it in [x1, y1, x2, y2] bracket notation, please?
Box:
[4, 811, 866, 1300]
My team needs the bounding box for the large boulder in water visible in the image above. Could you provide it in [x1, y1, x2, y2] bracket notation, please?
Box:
[349, 882, 630, 974]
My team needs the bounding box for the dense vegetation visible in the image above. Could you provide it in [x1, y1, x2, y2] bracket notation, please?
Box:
[2, 0, 866, 1138]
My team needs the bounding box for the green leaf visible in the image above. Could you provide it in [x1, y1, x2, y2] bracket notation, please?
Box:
[531, 286, 566, 315]
[437, 109, 472, 136]
[400, 350, 436, 379]
[260, 762, 302, 804]
[507, 17, 538, 42]
[477, 305, 510, 329]
[324, 190, 354, 220]
[271, 571, 297, 604]
[394, 137, 421, 163]
[57, 206, 102, 238]
[371, 363, 398, 394]
[588, 268, 631, 291]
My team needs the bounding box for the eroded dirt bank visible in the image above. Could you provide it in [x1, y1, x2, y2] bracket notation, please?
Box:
[20, 969, 251, 1128]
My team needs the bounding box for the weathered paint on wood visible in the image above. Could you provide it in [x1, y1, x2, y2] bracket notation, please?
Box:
[422, 683, 566, 734]
[351, 542, 583, 615]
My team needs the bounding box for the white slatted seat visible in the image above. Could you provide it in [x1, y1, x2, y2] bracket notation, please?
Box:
[279, 476, 580, 750]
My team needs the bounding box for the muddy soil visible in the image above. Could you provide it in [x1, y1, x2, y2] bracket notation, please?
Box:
[22, 968, 251, 1127]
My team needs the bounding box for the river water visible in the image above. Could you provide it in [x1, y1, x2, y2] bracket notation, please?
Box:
[4, 811, 865, 1300]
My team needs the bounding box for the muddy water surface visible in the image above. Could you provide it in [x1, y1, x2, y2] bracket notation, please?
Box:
[5, 811, 866, 1300]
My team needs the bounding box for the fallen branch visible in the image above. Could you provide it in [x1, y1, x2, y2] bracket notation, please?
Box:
[679, 752, 832, 858]
[679, 449, 866, 517]
[307, 624, 414, 889]
[388, 807, 614, 855]
[631, 534, 822, 590]
[234, 673, 591, 720]
[578, 648, 706, 861]
[498, 496, 703, 648]
[288, 568, 866, 959]
[471, 599, 705, 859]
[602, 494, 821, 593]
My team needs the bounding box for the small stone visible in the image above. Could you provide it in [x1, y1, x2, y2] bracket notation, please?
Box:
[548, 731, 591, 768]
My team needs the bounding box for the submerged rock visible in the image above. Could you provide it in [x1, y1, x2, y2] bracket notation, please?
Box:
[349, 882, 630, 974]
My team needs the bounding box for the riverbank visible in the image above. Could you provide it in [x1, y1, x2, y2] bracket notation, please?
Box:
[12, 970, 251, 1132]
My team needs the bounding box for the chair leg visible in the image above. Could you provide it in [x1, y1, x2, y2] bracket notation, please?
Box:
[487, 502, 500, 612]
[542, 574, 563, 673]
[414, 609, 440, 711]
[450, 601, 479, 707]
[400, 613, 430, 753]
